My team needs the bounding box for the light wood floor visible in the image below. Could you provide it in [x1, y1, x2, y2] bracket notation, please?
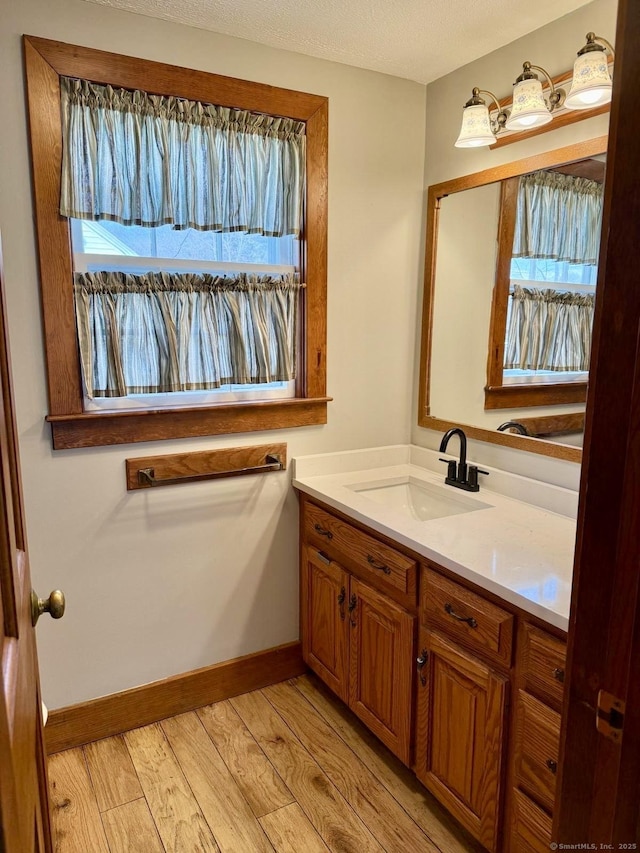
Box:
[48, 673, 479, 853]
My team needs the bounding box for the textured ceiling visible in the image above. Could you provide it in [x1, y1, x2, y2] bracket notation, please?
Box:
[87, 0, 591, 84]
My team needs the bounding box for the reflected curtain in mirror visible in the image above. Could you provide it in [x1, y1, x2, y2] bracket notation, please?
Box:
[505, 285, 595, 372]
[513, 170, 603, 265]
[505, 169, 602, 374]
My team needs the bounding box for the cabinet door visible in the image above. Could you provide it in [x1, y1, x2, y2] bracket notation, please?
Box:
[301, 545, 349, 703]
[415, 628, 508, 852]
[348, 577, 415, 765]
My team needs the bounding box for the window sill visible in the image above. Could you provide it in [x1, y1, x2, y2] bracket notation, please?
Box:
[484, 382, 587, 410]
[46, 397, 331, 449]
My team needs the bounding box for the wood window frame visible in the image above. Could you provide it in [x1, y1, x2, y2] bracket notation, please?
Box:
[484, 176, 588, 411]
[417, 136, 607, 464]
[22, 36, 330, 449]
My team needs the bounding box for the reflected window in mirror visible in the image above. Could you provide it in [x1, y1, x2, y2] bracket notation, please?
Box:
[418, 136, 607, 463]
[485, 157, 604, 410]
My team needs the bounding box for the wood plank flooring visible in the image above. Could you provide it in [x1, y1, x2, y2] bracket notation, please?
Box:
[48, 674, 480, 853]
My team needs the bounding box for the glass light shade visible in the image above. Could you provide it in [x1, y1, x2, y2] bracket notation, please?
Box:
[505, 78, 552, 130]
[565, 50, 612, 109]
[454, 104, 496, 148]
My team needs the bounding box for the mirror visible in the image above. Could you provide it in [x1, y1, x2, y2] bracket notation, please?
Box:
[418, 136, 608, 462]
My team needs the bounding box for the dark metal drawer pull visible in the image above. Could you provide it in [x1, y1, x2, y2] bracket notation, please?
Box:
[314, 523, 333, 540]
[553, 667, 565, 683]
[546, 758, 558, 774]
[367, 555, 391, 575]
[444, 602, 478, 628]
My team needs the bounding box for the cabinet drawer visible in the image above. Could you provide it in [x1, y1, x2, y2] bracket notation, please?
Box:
[514, 690, 561, 813]
[421, 568, 513, 667]
[303, 502, 416, 599]
[509, 789, 553, 853]
[520, 623, 567, 710]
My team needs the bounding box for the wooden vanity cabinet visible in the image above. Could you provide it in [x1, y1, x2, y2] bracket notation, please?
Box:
[506, 623, 567, 852]
[300, 498, 416, 765]
[348, 577, 414, 763]
[301, 545, 350, 703]
[298, 493, 568, 853]
[415, 569, 512, 852]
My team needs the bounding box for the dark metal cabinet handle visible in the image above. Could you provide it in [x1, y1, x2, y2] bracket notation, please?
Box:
[314, 524, 333, 540]
[367, 555, 391, 575]
[553, 667, 565, 683]
[348, 593, 357, 627]
[338, 587, 346, 621]
[416, 649, 429, 687]
[546, 758, 558, 774]
[444, 602, 478, 629]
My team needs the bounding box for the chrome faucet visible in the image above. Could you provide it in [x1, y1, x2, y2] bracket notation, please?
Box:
[438, 428, 489, 493]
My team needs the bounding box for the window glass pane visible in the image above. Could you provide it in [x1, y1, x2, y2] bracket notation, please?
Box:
[510, 257, 597, 286]
[72, 220, 298, 266]
[84, 380, 296, 411]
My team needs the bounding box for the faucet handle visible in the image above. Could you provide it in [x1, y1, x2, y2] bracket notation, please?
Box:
[439, 458, 458, 481]
[467, 465, 489, 490]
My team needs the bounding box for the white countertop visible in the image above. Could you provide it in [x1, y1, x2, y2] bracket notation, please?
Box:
[293, 446, 577, 632]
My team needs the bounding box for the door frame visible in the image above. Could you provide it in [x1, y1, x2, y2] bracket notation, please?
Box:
[555, 0, 640, 841]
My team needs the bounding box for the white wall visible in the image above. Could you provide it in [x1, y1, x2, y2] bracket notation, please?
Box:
[0, 0, 426, 707]
[430, 184, 502, 427]
[413, 0, 617, 490]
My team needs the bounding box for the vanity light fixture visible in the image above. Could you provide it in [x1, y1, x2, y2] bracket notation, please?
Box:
[454, 88, 508, 148]
[565, 33, 615, 110]
[504, 62, 564, 130]
[454, 31, 614, 148]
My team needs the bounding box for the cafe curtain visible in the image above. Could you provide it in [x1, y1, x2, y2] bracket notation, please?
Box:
[74, 272, 301, 397]
[512, 170, 603, 265]
[59, 77, 307, 399]
[504, 284, 595, 372]
[60, 77, 306, 237]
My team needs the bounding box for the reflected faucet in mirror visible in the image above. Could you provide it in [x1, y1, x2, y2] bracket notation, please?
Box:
[497, 421, 529, 435]
[439, 428, 489, 493]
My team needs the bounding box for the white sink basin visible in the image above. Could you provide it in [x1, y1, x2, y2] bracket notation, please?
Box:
[346, 475, 492, 522]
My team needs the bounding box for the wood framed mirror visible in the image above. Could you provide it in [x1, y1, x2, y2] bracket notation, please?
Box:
[417, 135, 608, 463]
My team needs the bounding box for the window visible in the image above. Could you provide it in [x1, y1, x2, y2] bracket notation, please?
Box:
[71, 220, 298, 411]
[24, 37, 328, 449]
[485, 164, 603, 410]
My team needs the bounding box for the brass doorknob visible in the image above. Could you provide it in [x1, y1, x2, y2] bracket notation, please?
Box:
[31, 589, 66, 626]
